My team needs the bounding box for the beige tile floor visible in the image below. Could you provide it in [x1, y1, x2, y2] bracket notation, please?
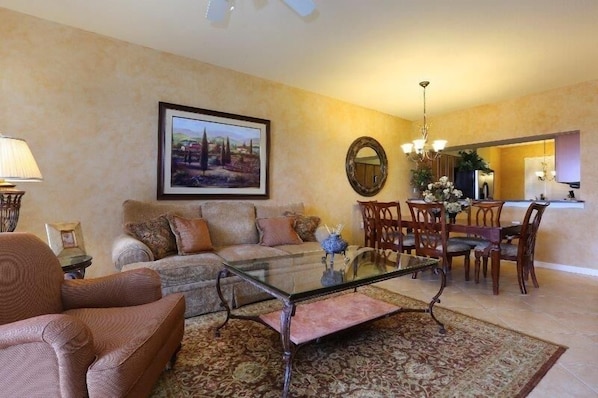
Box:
[376, 260, 598, 398]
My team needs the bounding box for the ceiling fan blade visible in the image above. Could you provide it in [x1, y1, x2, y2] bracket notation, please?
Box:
[206, 0, 230, 22]
[282, 0, 315, 17]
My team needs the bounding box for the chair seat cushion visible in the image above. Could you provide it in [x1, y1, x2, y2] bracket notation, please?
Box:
[65, 293, 185, 397]
[445, 239, 473, 253]
[402, 234, 415, 248]
[474, 242, 517, 258]
[451, 236, 490, 248]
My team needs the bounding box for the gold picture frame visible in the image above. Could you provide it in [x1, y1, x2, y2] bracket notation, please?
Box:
[45, 221, 86, 257]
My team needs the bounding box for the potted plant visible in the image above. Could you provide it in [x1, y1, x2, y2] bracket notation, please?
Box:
[409, 164, 434, 198]
[456, 150, 492, 172]
[455, 150, 493, 199]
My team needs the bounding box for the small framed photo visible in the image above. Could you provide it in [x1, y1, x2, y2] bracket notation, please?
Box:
[45, 221, 86, 257]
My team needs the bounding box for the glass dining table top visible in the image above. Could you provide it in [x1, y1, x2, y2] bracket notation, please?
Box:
[223, 246, 439, 302]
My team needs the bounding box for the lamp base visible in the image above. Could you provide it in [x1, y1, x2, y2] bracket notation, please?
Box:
[0, 188, 25, 232]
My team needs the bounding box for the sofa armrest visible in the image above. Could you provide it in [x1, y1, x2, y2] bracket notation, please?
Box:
[0, 314, 95, 398]
[112, 233, 154, 270]
[62, 268, 163, 310]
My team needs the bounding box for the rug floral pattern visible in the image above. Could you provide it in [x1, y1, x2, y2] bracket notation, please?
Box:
[151, 286, 566, 397]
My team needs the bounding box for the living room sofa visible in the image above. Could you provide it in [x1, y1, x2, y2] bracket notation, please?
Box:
[112, 200, 324, 318]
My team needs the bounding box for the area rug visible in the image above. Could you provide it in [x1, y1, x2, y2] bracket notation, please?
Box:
[150, 286, 566, 397]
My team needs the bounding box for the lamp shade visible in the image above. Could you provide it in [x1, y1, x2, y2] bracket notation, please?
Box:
[0, 135, 43, 184]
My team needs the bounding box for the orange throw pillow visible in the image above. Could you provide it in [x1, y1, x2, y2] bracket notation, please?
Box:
[168, 215, 214, 255]
[256, 216, 303, 246]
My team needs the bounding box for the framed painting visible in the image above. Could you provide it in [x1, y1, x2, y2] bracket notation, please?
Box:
[45, 221, 86, 258]
[158, 102, 270, 199]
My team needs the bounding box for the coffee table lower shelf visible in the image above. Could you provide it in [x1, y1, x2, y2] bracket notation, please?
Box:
[259, 292, 400, 345]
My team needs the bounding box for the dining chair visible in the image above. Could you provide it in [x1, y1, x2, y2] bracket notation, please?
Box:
[407, 201, 472, 277]
[357, 200, 377, 248]
[473, 201, 549, 294]
[373, 201, 415, 254]
[451, 200, 505, 248]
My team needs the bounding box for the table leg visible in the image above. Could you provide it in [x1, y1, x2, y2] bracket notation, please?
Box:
[428, 267, 447, 334]
[490, 247, 501, 295]
[280, 302, 295, 398]
[215, 269, 231, 337]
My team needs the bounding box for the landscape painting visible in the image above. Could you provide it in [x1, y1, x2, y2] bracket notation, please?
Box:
[158, 102, 270, 199]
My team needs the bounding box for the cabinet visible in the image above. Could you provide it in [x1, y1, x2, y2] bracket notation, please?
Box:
[555, 132, 580, 184]
[426, 153, 458, 181]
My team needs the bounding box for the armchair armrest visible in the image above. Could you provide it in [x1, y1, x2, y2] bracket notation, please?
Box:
[62, 267, 163, 310]
[112, 233, 154, 270]
[0, 314, 95, 398]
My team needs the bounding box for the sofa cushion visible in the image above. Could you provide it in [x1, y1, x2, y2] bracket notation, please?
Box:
[124, 214, 176, 260]
[255, 202, 304, 218]
[284, 212, 321, 242]
[122, 199, 201, 224]
[216, 244, 289, 262]
[121, 253, 224, 287]
[201, 202, 258, 247]
[168, 215, 214, 255]
[256, 216, 303, 246]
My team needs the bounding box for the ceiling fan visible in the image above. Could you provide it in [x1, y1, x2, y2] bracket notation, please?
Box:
[206, 0, 316, 22]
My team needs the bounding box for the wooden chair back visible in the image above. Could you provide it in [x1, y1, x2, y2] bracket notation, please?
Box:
[357, 200, 377, 248]
[374, 201, 405, 253]
[467, 200, 505, 228]
[407, 201, 447, 258]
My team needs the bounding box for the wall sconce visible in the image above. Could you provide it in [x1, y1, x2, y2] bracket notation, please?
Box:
[0, 135, 43, 232]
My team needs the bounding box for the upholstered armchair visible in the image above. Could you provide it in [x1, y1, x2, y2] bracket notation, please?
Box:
[0, 233, 185, 398]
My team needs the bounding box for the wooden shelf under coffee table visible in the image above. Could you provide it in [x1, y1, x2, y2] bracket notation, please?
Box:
[215, 247, 445, 398]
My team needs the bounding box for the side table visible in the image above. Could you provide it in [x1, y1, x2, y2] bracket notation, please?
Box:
[59, 255, 93, 279]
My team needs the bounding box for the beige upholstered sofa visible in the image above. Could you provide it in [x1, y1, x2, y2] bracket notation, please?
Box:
[0, 232, 185, 398]
[112, 200, 323, 318]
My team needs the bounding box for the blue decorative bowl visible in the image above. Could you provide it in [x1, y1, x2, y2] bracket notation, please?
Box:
[321, 233, 348, 254]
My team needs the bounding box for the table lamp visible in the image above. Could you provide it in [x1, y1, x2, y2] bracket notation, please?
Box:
[0, 134, 43, 232]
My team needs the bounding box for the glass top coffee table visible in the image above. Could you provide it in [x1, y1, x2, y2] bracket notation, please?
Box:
[215, 247, 446, 398]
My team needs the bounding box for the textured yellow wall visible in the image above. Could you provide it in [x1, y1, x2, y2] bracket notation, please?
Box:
[0, 8, 413, 277]
[2, 8, 597, 275]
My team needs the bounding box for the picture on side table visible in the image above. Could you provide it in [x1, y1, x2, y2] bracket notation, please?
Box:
[157, 102, 270, 199]
[45, 221, 86, 258]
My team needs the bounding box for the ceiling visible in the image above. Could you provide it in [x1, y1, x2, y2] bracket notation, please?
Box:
[2, 0, 598, 121]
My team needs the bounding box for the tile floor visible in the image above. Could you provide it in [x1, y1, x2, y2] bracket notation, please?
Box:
[376, 260, 598, 397]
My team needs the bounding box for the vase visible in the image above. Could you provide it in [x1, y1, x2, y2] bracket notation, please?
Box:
[448, 212, 458, 224]
[321, 233, 348, 254]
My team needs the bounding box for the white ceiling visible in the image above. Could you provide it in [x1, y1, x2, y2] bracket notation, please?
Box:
[2, 0, 598, 120]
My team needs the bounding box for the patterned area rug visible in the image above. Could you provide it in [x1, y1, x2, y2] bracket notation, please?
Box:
[151, 286, 566, 397]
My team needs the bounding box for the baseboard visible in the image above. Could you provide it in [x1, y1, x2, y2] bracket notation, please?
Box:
[535, 261, 598, 277]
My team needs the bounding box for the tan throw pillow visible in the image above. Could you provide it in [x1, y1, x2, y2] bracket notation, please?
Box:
[168, 215, 214, 255]
[124, 214, 176, 260]
[284, 211, 321, 242]
[256, 216, 303, 246]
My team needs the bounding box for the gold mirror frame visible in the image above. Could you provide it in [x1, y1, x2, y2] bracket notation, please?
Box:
[345, 136, 388, 196]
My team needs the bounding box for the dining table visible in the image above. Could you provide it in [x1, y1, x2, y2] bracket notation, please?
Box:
[401, 219, 521, 295]
[447, 223, 521, 295]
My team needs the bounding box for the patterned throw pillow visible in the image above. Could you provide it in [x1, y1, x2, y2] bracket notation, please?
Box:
[124, 214, 176, 260]
[256, 216, 303, 246]
[167, 215, 214, 255]
[284, 211, 321, 242]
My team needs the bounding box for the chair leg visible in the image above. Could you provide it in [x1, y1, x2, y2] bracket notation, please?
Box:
[463, 255, 470, 281]
[516, 260, 528, 295]
[473, 252, 481, 283]
[166, 343, 182, 370]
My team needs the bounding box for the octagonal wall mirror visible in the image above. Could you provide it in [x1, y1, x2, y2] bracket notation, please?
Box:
[346, 136, 388, 196]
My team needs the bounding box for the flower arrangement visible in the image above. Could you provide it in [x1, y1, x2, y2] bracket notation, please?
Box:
[422, 176, 468, 214]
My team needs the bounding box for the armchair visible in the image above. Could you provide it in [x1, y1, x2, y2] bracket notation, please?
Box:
[0, 233, 185, 398]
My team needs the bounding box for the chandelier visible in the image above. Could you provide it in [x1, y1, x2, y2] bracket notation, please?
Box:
[536, 140, 556, 181]
[401, 81, 447, 162]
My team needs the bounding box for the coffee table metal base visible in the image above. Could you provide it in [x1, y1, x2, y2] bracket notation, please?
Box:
[215, 267, 446, 398]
